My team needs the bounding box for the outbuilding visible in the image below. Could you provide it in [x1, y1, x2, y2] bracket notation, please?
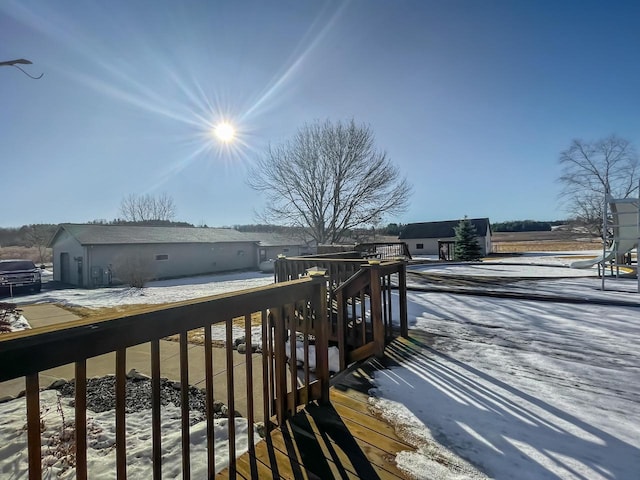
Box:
[399, 218, 492, 259]
[254, 232, 315, 263]
[48, 224, 264, 287]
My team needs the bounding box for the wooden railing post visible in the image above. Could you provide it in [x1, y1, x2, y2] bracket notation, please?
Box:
[398, 259, 409, 338]
[25, 374, 41, 480]
[272, 307, 288, 424]
[308, 269, 329, 404]
[336, 287, 347, 372]
[367, 261, 385, 358]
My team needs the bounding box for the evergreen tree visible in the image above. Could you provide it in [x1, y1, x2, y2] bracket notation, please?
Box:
[453, 217, 482, 261]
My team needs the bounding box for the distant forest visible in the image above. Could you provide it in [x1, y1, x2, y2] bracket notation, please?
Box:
[491, 220, 565, 232]
[0, 220, 194, 247]
[0, 219, 566, 248]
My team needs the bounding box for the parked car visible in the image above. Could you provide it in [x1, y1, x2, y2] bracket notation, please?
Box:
[0, 259, 42, 294]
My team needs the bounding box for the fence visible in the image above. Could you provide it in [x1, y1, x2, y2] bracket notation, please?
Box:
[0, 275, 328, 480]
[354, 242, 412, 260]
[316, 242, 411, 260]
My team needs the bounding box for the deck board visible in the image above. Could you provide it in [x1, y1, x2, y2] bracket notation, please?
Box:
[217, 385, 412, 479]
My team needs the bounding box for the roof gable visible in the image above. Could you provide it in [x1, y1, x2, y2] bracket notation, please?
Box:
[399, 218, 491, 239]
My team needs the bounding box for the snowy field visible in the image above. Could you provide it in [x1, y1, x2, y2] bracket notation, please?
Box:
[8, 269, 275, 309]
[371, 256, 640, 479]
[2, 257, 639, 479]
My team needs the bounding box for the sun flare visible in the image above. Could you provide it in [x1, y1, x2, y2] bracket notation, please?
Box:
[213, 122, 236, 143]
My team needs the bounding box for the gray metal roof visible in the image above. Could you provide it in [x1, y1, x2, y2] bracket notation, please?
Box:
[51, 224, 259, 246]
[399, 218, 491, 239]
[253, 232, 314, 247]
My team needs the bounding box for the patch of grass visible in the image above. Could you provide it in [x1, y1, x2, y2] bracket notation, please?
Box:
[492, 241, 601, 253]
[0, 246, 52, 263]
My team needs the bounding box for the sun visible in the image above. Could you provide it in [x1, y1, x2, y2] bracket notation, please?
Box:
[213, 122, 236, 143]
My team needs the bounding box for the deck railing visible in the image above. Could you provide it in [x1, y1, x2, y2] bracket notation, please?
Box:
[335, 260, 408, 370]
[354, 242, 412, 260]
[275, 257, 408, 369]
[0, 275, 328, 480]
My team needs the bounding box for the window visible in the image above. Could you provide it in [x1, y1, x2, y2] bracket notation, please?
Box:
[282, 248, 289, 253]
[155, 254, 169, 261]
[416, 243, 424, 249]
[237, 250, 245, 256]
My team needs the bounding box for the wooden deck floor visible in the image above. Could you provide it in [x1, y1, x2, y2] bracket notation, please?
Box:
[217, 386, 413, 479]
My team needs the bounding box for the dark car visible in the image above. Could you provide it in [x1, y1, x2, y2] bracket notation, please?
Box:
[0, 259, 42, 294]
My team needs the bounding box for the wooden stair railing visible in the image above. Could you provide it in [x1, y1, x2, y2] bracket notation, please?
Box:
[334, 260, 409, 371]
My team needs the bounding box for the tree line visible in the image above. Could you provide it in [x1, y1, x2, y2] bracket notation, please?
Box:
[491, 220, 565, 232]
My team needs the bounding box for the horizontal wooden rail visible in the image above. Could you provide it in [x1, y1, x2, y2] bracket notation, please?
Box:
[1, 279, 321, 380]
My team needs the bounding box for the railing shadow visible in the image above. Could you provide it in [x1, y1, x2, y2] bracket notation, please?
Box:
[374, 332, 640, 479]
[256, 402, 380, 479]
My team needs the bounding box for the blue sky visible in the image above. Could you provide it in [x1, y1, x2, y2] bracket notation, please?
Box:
[2, 0, 639, 228]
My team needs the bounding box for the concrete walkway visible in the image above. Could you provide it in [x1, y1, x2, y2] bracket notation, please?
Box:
[1, 305, 264, 421]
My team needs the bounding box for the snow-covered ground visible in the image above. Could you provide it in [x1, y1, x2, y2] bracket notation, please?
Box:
[8, 270, 275, 309]
[370, 257, 640, 479]
[0, 390, 258, 479]
[2, 258, 639, 479]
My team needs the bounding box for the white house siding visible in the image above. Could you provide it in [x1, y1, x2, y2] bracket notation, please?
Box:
[407, 236, 490, 257]
[408, 239, 441, 256]
[483, 235, 492, 255]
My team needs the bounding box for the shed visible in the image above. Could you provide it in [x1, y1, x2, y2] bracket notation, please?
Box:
[48, 224, 261, 287]
[399, 218, 492, 258]
[253, 233, 316, 263]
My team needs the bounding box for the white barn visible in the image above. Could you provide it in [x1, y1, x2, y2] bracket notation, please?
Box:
[399, 218, 492, 259]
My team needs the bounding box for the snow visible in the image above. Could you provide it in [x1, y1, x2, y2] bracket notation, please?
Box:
[9, 270, 274, 309]
[369, 258, 640, 479]
[2, 312, 31, 332]
[3, 258, 640, 478]
[285, 340, 341, 373]
[7, 270, 275, 345]
[0, 390, 258, 479]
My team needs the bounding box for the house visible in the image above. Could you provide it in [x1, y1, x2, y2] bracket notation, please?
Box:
[48, 224, 262, 287]
[399, 218, 492, 258]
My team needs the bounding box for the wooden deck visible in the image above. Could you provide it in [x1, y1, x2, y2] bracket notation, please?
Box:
[217, 387, 413, 479]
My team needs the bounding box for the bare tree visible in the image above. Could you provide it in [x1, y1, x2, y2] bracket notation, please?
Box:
[558, 135, 639, 236]
[248, 119, 412, 244]
[111, 250, 154, 288]
[119, 193, 176, 222]
[24, 224, 55, 264]
[153, 192, 176, 221]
